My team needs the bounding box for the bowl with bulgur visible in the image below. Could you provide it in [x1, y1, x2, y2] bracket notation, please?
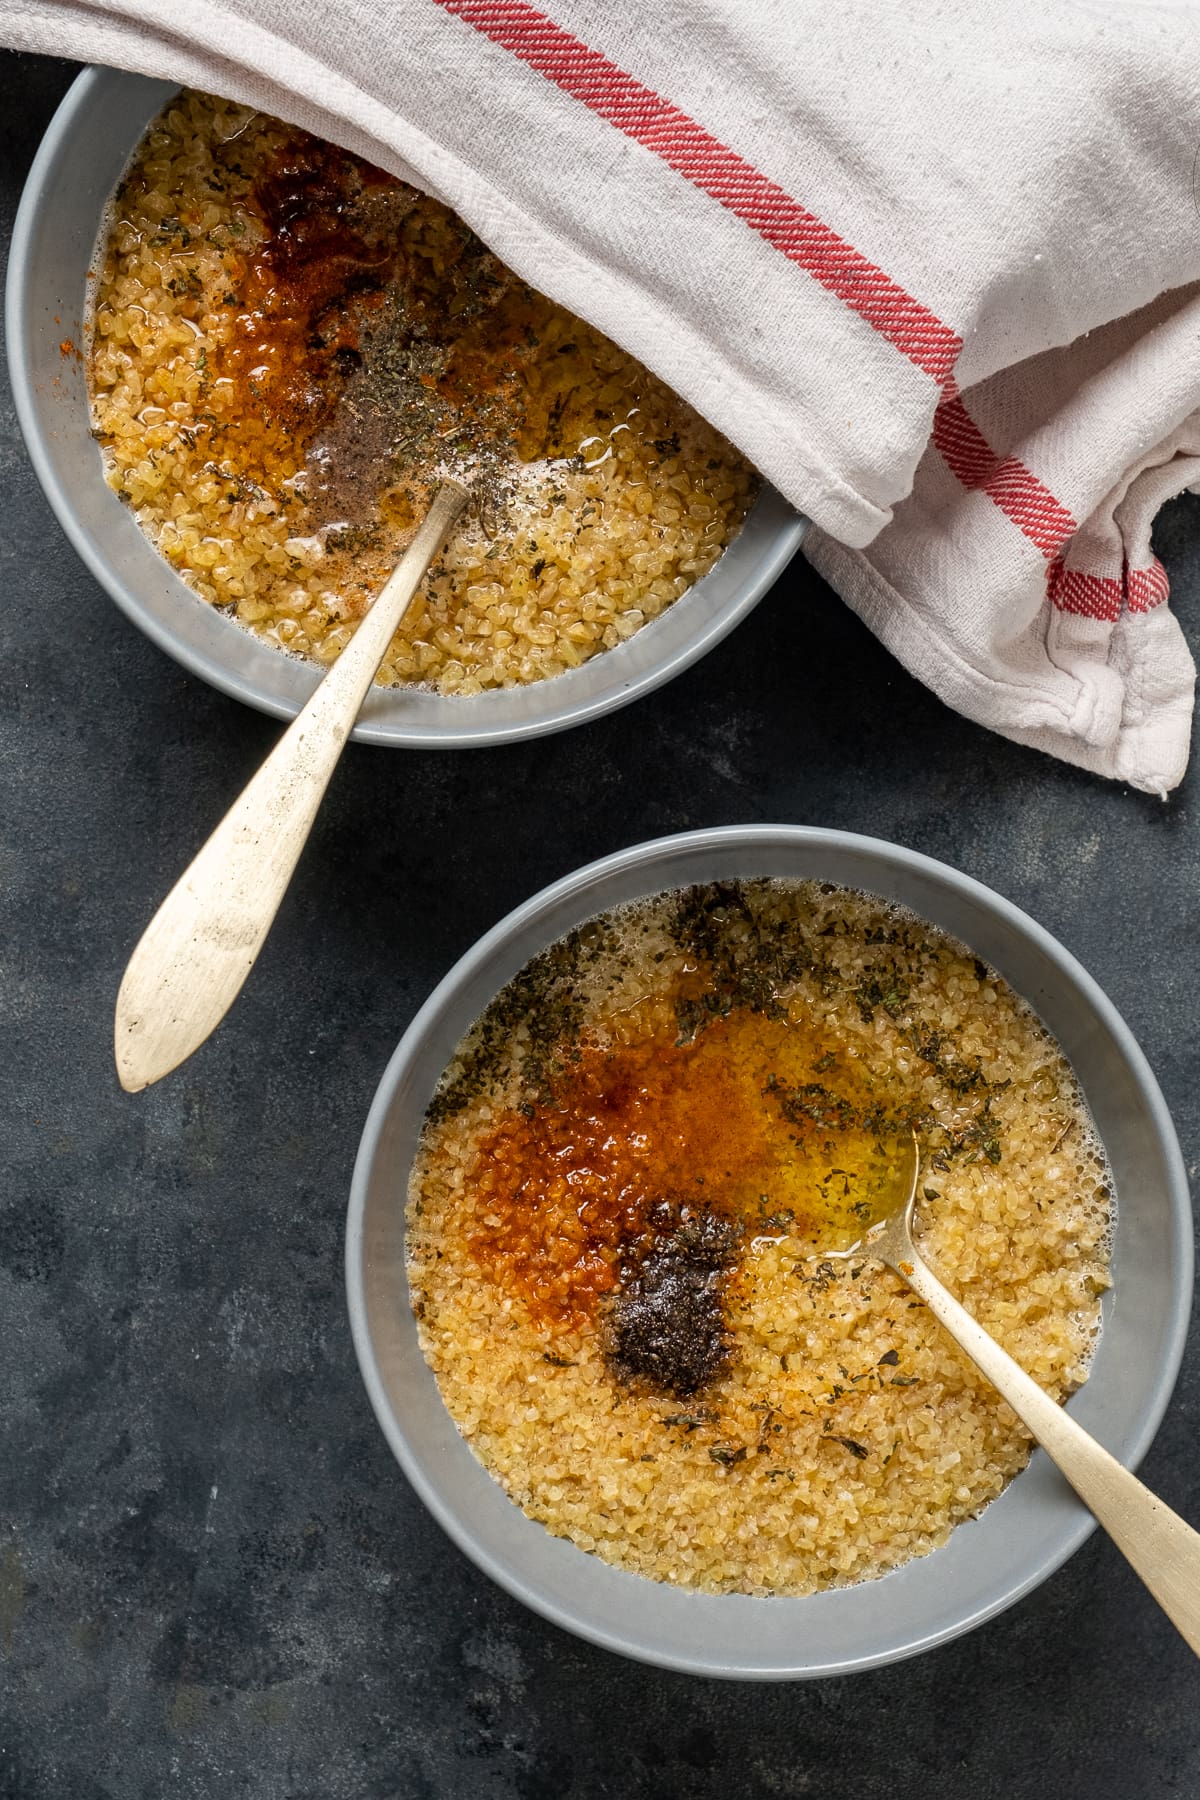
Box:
[8, 69, 804, 746]
[347, 826, 1190, 1678]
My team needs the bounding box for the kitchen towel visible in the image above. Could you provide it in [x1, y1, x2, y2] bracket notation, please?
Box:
[5, 0, 1199, 792]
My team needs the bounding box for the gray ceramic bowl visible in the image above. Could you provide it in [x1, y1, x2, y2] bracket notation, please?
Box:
[6, 67, 806, 747]
[347, 825, 1192, 1678]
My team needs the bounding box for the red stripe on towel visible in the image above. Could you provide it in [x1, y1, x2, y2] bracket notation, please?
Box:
[1046, 561, 1123, 622]
[1049, 557, 1170, 620]
[437, 0, 962, 388]
[931, 396, 1077, 559]
[1126, 558, 1170, 614]
[438, 0, 1164, 618]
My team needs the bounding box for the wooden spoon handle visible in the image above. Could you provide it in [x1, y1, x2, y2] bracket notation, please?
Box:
[897, 1249, 1200, 1656]
[114, 479, 469, 1094]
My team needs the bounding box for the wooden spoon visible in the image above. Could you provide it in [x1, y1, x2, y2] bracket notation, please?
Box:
[115, 479, 469, 1093]
[820, 1130, 1200, 1655]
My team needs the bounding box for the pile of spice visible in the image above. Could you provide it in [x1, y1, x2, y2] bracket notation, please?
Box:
[407, 879, 1113, 1595]
[87, 90, 757, 694]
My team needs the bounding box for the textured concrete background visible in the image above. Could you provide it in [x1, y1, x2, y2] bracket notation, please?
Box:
[2, 50, 1199, 1800]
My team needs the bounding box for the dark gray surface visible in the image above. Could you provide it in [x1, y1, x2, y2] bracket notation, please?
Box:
[1, 48, 1197, 1800]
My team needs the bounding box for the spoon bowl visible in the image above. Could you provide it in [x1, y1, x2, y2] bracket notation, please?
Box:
[819, 1126, 921, 1264]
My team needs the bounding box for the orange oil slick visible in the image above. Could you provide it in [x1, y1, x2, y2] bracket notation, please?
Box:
[468, 1004, 911, 1329]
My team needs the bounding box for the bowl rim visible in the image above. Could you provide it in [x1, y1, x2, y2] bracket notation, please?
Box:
[5, 65, 807, 750]
[345, 824, 1193, 1677]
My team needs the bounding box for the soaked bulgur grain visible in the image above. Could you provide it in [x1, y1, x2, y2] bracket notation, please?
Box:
[87, 91, 757, 695]
[407, 880, 1113, 1595]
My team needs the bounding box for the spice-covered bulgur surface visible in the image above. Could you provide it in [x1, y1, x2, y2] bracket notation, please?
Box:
[86, 91, 757, 695]
[407, 880, 1113, 1595]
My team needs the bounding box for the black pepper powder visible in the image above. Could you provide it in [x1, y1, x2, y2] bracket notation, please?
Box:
[605, 1208, 742, 1399]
